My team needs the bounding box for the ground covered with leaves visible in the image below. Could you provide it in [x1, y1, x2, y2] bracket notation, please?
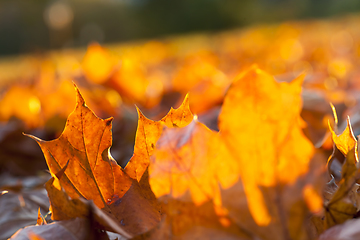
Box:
[2, 14, 360, 240]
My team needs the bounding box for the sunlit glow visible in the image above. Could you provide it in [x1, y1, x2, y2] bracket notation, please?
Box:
[53, 178, 62, 191]
[146, 78, 164, 99]
[219, 217, 231, 227]
[1, 190, 8, 195]
[246, 186, 272, 226]
[106, 90, 122, 108]
[328, 59, 351, 79]
[330, 102, 338, 125]
[331, 30, 353, 54]
[280, 39, 303, 62]
[303, 184, 323, 213]
[82, 43, 114, 84]
[28, 232, 44, 240]
[28, 96, 41, 114]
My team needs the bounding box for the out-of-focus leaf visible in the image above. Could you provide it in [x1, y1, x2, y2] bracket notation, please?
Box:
[0, 175, 50, 240]
[0, 87, 42, 127]
[82, 43, 115, 84]
[218, 66, 318, 227]
[172, 52, 230, 113]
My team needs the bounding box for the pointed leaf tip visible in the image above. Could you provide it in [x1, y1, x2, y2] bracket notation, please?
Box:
[330, 115, 356, 156]
[55, 160, 69, 179]
[73, 84, 85, 106]
[23, 133, 43, 143]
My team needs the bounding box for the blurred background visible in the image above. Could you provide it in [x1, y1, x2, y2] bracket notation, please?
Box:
[1, 0, 360, 56]
[2, 1, 360, 238]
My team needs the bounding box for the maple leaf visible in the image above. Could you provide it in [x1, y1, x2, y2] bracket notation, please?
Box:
[143, 120, 252, 239]
[26, 85, 160, 236]
[124, 93, 193, 182]
[323, 110, 360, 230]
[218, 66, 317, 225]
[44, 162, 131, 238]
[328, 115, 357, 157]
[146, 66, 324, 239]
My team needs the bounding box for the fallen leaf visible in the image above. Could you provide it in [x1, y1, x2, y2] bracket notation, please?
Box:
[147, 66, 324, 239]
[324, 148, 359, 229]
[82, 43, 115, 84]
[323, 108, 360, 230]
[329, 116, 357, 157]
[218, 66, 317, 227]
[26, 85, 159, 236]
[44, 162, 131, 238]
[124, 93, 193, 182]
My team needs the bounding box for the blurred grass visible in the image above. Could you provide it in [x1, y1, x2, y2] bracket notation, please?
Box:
[1, 0, 360, 56]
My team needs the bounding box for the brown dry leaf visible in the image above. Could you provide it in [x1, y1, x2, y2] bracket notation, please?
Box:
[324, 147, 359, 229]
[323, 110, 360, 230]
[26, 85, 159, 236]
[44, 162, 131, 238]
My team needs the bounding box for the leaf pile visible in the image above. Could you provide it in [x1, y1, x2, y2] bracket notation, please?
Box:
[4, 14, 360, 240]
[7, 65, 328, 240]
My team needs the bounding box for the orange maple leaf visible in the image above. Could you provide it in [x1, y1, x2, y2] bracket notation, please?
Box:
[26, 85, 159, 235]
[147, 66, 324, 239]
